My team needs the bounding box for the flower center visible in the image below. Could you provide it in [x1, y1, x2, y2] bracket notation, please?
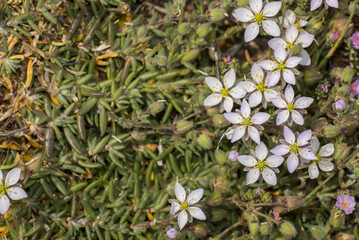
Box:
[257, 161, 265, 169]
[220, 88, 230, 97]
[314, 154, 322, 163]
[254, 13, 263, 23]
[277, 63, 285, 71]
[243, 119, 252, 126]
[181, 202, 189, 210]
[0, 185, 6, 194]
[342, 202, 348, 208]
[294, 23, 300, 28]
[289, 143, 300, 154]
[257, 82, 265, 92]
[287, 103, 295, 112]
[286, 43, 294, 49]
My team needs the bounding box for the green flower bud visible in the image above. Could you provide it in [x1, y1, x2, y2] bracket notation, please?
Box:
[333, 143, 351, 161]
[323, 125, 341, 138]
[175, 121, 193, 134]
[260, 222, 273, 236]
[337, 86, 349, 95]
[205, 107, 220, 116]
[341, 66, 355, 83]
[279, 221, 297, 239]
[310, 225, 327, 239]
[181, 49, 200, 63]
[215, 149, 227, 165]
[237, 0, 249, 7]
[196, 24, 211, 37]
[330, 209, 345, 229]
[188, 222, 209, 238]
[155, 55, 168, 67]
[25, 154, 43, 174]
[207, 8, 227, 21]
[285, 196, 303, 211]
[212, 114, 230, 127]
[249, 215, 259, 236]
[207, 192, 223, 206]
[260, 192, 272, 203]
[197, 134, 212, 150]
[147, 100, 165, 115]
[210, 208, 227, 222]
[335, 232, 355, 240]
[330, 67, 343, 80]
[304, 66, 323, 86]
[177, 23, 191, 35]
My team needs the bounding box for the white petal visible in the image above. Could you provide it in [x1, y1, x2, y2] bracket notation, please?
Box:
[259, 60, 278, 71]
[276, 110, 290, 125]
[187, 189, 204, 205]
[245, 22, 260, 42]
[188, 207, 206, 220]
[175, 182, 186, 203]
[251, 112, 270, 124]
[205, 77, 223, 92]
[223, 97, 234, 113]
[325, 0, 338, 8]
[262, 1, 282, 17]
[282, 69, 296, 85]
[297, 33, 314, 48]
[264, 89, 280, 102]
[249, 91, 263, 107]
[251, 63, 264, 84]
[298, 19, 308, 27]
[287, 153, 299, 173]
[233, 8, 255, 22]
[271, 144, 290, 155]
[246, 168, 260, 185]
[229, 86, 246, 99]
[308, 163, 319, 179]
[238, 81, 256, 93]
[299, 148, 317, 160]
[0, 194, 10, 215]
[203, 93, 223, 107]
[170, 202, 181, 214]
[283, 126, 296, 145]
[241, 99, 251, 119]
[232, 126, 246, 143]
[291, 110, 304, 125]
[266, 155, 284, 167]
[300, 49, 311, 66]
[294, 97, 314, 108]
[249, 0, 263, 14]
[267, 71, 281, 87]
[286, 57, 302, 68]
[248, 126, 260, 144]
[274, 44, 287, 63]
[268, 38, 287, 50]
[297, 130, 312, 146]
[223, 69, 236, 88]
[223, 112, 243, 124]
[284, 85, 295, 103]
[6, 187, 27, 200]
[255, 142, 268, 160]
[238, 155, 258, 167]
[178, 210, 188, 230]
[284, 10, 296, 24]
[270, 98, 287, 109]
[0, 170, 3, 183]
[311, 0, 323, 11]
[318, 160, 334, 171]
[318, 143, 334, 157]
[310, 137, 320, 154]
[226, 129, 234, 140]
[262, 20, 281, 37]
[5, 168, 21, 186]
[285, 25, 299, 44]
[262, 168, 277, 185]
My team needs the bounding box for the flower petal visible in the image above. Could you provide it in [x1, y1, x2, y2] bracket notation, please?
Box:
[274, 44, 287, 63]
[285, 25, 298, 44]
[178, 210, 188, 230]
[246, 168, 260, 185]
[262, 168, 277, 185]
[271, 144, 290, 155]
[264, 89, 280, 102]
[297, 33, 314, 48]
[283, 126, 296, 145]
[0, 170, 3, 183]
[287, 153, 299, 173]
[300, 49, 311, 66]
[291, 110, 304, 125]
[187, 189, 204, 205]
[205, 77, 223, 92]
[262, 1, 282, 17]
[297, 130, 312, 146]
[318, 160, 334, 171]
[284, 10, 296, 25]
[284, 85, 295, 103]
[251, 63, 264, 84]
[175, 182, 186, 203]
[245, 22, 260, 42]
[266, 155, 284, 167]
[318, 143, 334, 157]
[188, 207, 206, 220]
[282, 70, 296, 85]
[238, 81, 256, 93]
[268, 38, 287, 50]
[308, 163, 319, 179]
[223, 69, 236, 88]
[238, 155, 258, 167]
[249, 91, 263, 107]
[6, 187, 27, 200]
[248, 126, 260, 144]
[203, 93, 223, 107]
[223, 97, 234, 113]
[258, 60, 278, 71]
[255, 142, 268, 160]
[232, 126, 246, 143]
[276, 110, 290, 125]
[267, 71, 281, 87]
[229, 86, 246, 99]
[299, 148, 317, 160]
[251, 112, 270, 124]
[310, 137, 320, 154]
[294, 97, 314, 109]
[271, 98, 287, 108]
[0, 194, 10, 215]
[286, 57, 302, 68]
[170, 202, 181, 214]
[5, 168, 21, 186]
[241, 99, 251, 119]
[262, 20, 281, 37]
[311, 0, 323, 11]
[233, 8, 255, 22]
[223, 112, 243, 124]
[325, 0, 338, 8]
[249, 0, 263, 14]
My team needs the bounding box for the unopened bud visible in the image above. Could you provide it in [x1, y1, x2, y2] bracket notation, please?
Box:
[196, 24, 211, 37]
[212, 114, 230, 127]
[210, 208, 227, 222]
[304, 66, 323, 86]
[333, 143, 351, 161]
[181, 49, 200, 63]
[236, 0, 249, 7]
[279, 221, 297, 239]
[260, 191, 272, 203]
[197, 134, 212, 150]
[335, 232, 355, 240]
[215, 149, 227, 164]
[207, 8, 227, 21]
[25, 154, 43, 173]
[284, 196, 303, 210]
[323, 125, 341, 138]
[175, 121, 193, 134]
[334, 99, 346, 111]
[188, 222, 209, 238]
[207, 192, 223, 206]
[147, 100, 165, 115]
[177, 23, 191, 35]
[260, 222, 273, 236]
[166, 228, 177, 239]
[228, 151, 238, 162]
[205, 107, 220, 116]
[330, 209, 346, 228]
[341, 66, 355, 83]
[310, 225, 327, 240]
[337, 86, 349, 95]
[249, 215, 259, 236]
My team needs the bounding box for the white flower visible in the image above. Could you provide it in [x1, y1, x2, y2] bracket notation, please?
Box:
[270, 126, 317, 173]
[259, 45, 302, 87]
[232, 0, 282, 42]
[268, 25, 314, 66]
[238, 142, 284, 185]
[203, 69, 246, 113]
[223, 99, 270, 144]
[238, 63, 280, 107]
[271, 85, 314, 125]
[0, 168, 27, 214]
[278, 10, 307, 30]
[308, 137, 335, 179]
[170, 182, 206, 230]
[311, 0, 338, 11]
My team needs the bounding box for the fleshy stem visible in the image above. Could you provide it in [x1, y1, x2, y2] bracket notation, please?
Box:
[317, 0, 358, 70]
[302, 173, 335, 203]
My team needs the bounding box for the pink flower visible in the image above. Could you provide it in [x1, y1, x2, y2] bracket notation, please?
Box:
[273, 210, 281, 220]
[335, 195, 356, 215]
[228, 151, 238, 162]
[224, 56, 231, 65]
[332, 33, 339, 41]
[351, 32, 359, 49]
[349, 80, 359, 98]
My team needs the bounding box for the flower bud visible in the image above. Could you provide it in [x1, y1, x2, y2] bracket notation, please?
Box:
[166, 228, 177, 239]
[330, 209, 345, 228]
[335, 232, 355, 240]
[205, 107, 220, 116]
[279, 221, 297, 239]
[175, 121, 193, 134]
[177, 23, 191, 35]
[207, 192, 223, 206]
[260, 192, 272, 203]
[334, 99, 346, 111]
[147, 100, 165, 115]
[237, 0, 249, 7]
[341, 66, 355, 83]
[188, 222, 209, 238]
[337, 86, 349, 95]
[196, 24, 211, 37]
[228, 151, 238, 162]
[25, 154, 43, 174]
[210, 208, 227, 222]
[215, 149, 227, 165]
[211, 176, 229, 193]
[323, 125, 341, 138]
[249, 214, 259, 236]
[260, 222, 273, 236]
[333, 143, 351, 161]
[207, 8, 227, 21]
[197, 134, 212, 150]
[330, 67, 343, 80]
[310, 225, 327, 240]
[284, 196, 303, 211]
[212, 114, 230, 127]
[304, 66, 323, 86]
[181, 49, 200, 63]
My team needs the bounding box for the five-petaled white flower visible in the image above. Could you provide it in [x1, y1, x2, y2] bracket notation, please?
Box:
[223, 99, 270, 144]
[238, 142, 284, 185]
[271, 85, 314, 125]
[311, 0, 338, 11]
[259, 45, 302, 87]
[203, 69, 246, 113]
[233, 0, 282, 42]
[170, 182, 206, 230]
[278, 10, 308, 30]
[239, 63, 280, 108]
[308, 137, 335, 179]
[268, 25, 314, 66]
[270, 126, 317, 173]
[0, 168, 27, 214]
